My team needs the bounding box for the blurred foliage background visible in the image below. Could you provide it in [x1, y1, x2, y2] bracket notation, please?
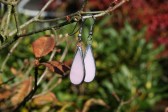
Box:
[0, 0, 168, 112]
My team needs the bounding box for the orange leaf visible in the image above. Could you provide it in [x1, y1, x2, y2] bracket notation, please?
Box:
[33, 92, 57, 106]
[41, 61, 70, 76]
[41, 62, 55, 72]
[10, 67, 23, 78]
[32, 36, 55, 58]
[50, 61, 70, 75]
[0, 86, 11, 100]
[11, 77, 32, 106]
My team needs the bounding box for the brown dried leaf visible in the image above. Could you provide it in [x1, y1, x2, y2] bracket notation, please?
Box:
[41, 62, 55, 72]
[11, 77, 32, 106]
[10, 67, 17, 75]
[32, 36, 55, 58]
[41, 61, 70, 76]
[50, 61, 70, 74]
[0, 86, 11, 100]
[33, 92, 57, 106]
[10, 67, 23, 78]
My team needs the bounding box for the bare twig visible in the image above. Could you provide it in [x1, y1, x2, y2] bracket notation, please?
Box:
[112, 92, 121, 102]
[4, 5, 12, 36]
[12, 5, 20, 34]
[80, 0, 88, 11]
[20, 0, 128, 36]
[35, 11, 103, 23]
[0, 0, 128, 51]
[25, 60, 34, 76]
[1, 37, 23, 71]
[9, 0, 55, 37]
[0, 76, 15, 86]
[37, 48, 57, 86]
[83, 0, 128, 19]
[116, 95, 136, 112]
[0, 0, 19, 6]
[0, 0, 56, 50]
[35, 11, 79, 23]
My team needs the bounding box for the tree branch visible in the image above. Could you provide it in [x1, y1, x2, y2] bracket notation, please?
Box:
[0, 0, 129, 51]
[80, 0, 88, 11]
[0, 0, 19, 6]
[12, 5, 20, 34]
[9, 0, 56, 36]
[4, 5, 12, 36]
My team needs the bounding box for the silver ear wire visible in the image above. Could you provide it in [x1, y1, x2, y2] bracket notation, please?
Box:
[87, 16, 96, 44]
[78, 17, 85, 43]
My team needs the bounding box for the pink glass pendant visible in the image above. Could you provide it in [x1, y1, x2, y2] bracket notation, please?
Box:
[70, 46, 85, 85]
[84, 45, 96, 82]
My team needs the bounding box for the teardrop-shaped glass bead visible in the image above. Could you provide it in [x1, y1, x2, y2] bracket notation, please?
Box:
[84, 45, 96, 82]
[70, 46, 85, 85]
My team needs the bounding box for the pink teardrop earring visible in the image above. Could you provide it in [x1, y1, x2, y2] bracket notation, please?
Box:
[84, 16, 96, 82]
[69, 18, 85, 85]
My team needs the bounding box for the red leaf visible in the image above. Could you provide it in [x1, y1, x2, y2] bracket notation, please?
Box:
[41, 61, 70, 76]
[32, 36, 55, 58]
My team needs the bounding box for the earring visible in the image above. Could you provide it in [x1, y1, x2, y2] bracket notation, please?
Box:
[84, 17, 96, 82]
[70, 19, 85, 85]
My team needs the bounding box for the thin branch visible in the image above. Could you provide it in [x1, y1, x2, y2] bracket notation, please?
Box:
[116, 94, 136, 112]
[36, 47, 58, 86]
[0, 0, 18, 5]
[0, 37, 23, 71]
[25, 61, 34, 76]
[81, 11, 105, 14]
[0, 0, 57, 50]
[9, 0, 56, 36]
[0, 13, 7, 33]
[0, 34, 19, 50]
[23, 0, 128, 36]
[19, 19, 75, 37]
[60, 38, 70, 62]
[0, 76, 15, 86]
[47, 78, 62, 92]
[42, 73, 57, 92]
[36, 0, 55, 17]
[12, 5, 20, 34]
[35, 11, 104, 23]
[4, 5, 12, 36]
[33, 78, 61, 97]
[83, 0, 128, 19]
[80, 0, 88, 11]
[36, 68, 48, 86]
[36, 30, 60, 86]
[35, 11, 79, 23]
[0, 0, 128, 50]
[20, 0, 128, 36]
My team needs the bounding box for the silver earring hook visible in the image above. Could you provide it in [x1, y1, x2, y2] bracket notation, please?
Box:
[87, 16, 96, 44]
[78, 17, 85, 43]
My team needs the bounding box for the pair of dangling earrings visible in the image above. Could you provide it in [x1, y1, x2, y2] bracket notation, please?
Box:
[70, 17, 96, 85]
